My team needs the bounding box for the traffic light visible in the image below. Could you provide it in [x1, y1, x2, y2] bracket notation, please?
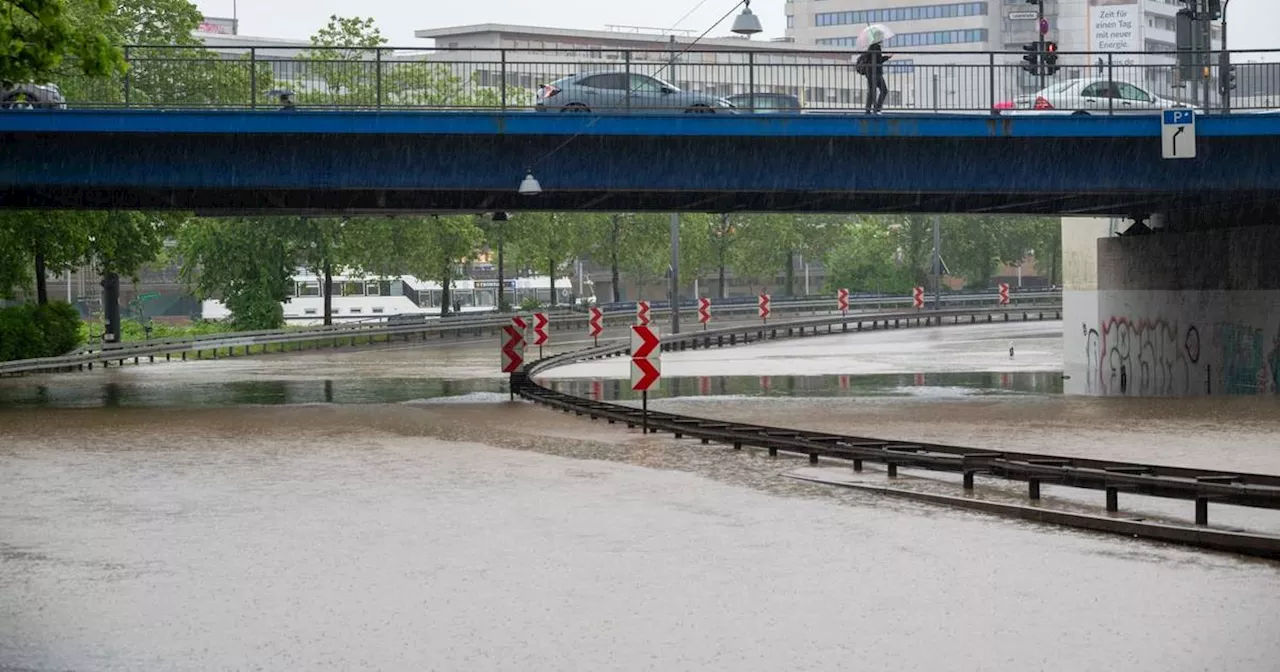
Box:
[1043, 41, 1059, 76]
[1022, 43, 1041, 75]
[1220, 64, 1236, 94]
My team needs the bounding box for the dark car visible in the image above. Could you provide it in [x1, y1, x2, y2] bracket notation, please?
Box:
[725, 93, 802, 113]
[1, 83, 67, 109]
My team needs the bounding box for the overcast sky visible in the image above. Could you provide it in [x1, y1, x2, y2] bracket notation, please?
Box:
[195, 0, 1274, 52]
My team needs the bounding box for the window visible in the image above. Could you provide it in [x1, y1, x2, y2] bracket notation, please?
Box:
[1081, 82, 1116, 98]
[579, 73, 629, 90]
[372, 307, 384, 314]
[349, 307, 361, 314]
[817, 2, 986, 26]
[1117, 82, 1151, 102]
[787, 15, 794, 28]
[304, 308, 317, 315]
[629, 74, 667, 92]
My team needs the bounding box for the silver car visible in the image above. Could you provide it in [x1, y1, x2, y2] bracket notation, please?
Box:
[535, 72, 735, 114]
[1, 83, 67, 109]
[996, 77, 1192, 115]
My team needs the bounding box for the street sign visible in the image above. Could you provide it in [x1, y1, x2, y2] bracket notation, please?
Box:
[758, 293, 771, 322]
[697, 297, 711, 325]
[137, 292, 160, 301]
[588, 306, 603, 341]
[533, 312, 549, 346]
[630, 325, 661, 359]
[837, 288, 849, 313]
[1161, 109, 1197, 159]
[912, 286, 924, 309]
[998, 282, 1010, 305]
[1006, 10, 1038, 20]
[636, 300, 650, 326]
[630, 357, 661, 391]
[500, 324, 525, 373]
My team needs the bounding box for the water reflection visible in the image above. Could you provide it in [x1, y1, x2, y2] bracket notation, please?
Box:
[547, 371, 1063, 401]
[0, 377, 506, 409]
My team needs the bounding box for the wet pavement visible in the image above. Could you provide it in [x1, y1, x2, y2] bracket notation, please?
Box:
[3, 319, 1280, 669]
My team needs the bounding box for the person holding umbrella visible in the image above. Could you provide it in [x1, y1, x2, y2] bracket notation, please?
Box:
[854, 23, 894, 114]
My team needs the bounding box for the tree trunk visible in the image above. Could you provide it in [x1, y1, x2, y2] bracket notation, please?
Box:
[440, 269, 451, 317]
[784, 250, 795, 298]
[547, 257, 557, 306]
[322, 260, 333, 326]
[34, 250, 48, 306]
[496, 230, 506, 312]
[610, 216, 621, 303]
[717, 246, 727, 300]
[101, 271, 121, 345]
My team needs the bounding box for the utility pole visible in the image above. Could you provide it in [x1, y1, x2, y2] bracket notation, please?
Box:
[669, 213, 680, 335]
[1220, 0, 1232, 113]
[932, 216, 942, 310]
[1036, 0, 1046, 92]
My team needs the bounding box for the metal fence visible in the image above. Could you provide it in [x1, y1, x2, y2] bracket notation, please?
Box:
[49, 46, 1279, 114]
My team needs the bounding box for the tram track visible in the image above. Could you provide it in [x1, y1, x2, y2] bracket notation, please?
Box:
[512, 306, 1280, 560]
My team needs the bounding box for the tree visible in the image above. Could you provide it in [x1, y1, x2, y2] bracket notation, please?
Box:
[293, 218, 348, 325]
[411, 216, 483, 317]
[0, 0, 124, 89]
[510, 212, 587, 307]
[823, 219, 915, 295]
[0, 212, 90, 304]
[296, 14, 511, 109]
[178, 219, 297, 331]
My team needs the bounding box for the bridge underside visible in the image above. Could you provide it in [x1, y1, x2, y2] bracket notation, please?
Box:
[3, 111, 1280, 216]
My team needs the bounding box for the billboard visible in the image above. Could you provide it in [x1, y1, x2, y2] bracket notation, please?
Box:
[1090, 0, 1141, 66]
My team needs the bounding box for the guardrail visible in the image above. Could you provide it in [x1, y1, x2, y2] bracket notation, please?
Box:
[513, 304, 1280, 560]
[55, 46, 1279, 115]
[0, 289, 1059, 376]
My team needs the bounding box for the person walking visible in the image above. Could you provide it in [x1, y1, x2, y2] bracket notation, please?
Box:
[856, 42, 890, 114]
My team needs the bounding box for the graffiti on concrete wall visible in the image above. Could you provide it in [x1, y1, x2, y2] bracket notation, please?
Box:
[1083, 315, 1280, 396]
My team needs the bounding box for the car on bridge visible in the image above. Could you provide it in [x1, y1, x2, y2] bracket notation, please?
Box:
[993, 77, 1194, 115]
[724, 93, 802, 113]
[1, 83, 67, 109]
[535, 72, 736, 114]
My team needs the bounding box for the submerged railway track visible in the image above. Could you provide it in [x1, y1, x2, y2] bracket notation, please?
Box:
[513, 307, 1280, 560]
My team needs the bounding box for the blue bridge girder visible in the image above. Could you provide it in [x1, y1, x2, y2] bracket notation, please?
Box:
[2, 109, 1279, 216]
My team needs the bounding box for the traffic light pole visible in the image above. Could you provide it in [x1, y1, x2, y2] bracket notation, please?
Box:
[1037, 0, 1046, 92]
[1221, 0, 1231, 113]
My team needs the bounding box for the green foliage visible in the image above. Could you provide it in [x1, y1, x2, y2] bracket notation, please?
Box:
[78, 317, 233, 343]
[509, 212, 588, 305]
[823, 219, 917, 294]
[0, 0, 124, 89]
[295, 14, 512, 109]
[0, 301, 83, 361]
[178, 219, 296, 331]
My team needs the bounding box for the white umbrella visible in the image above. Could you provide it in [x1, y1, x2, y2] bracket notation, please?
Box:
[855, 23, 895, 50]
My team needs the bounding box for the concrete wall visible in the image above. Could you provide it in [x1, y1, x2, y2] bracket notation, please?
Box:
[1065, 223, 1280, 397]
[1062, 217, 1112, 396]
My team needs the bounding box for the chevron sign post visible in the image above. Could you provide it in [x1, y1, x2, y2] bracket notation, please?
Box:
[500, 322, 525, 399]
[630, 324, 661, 433]
[533, 312, 549, 357]
[837, 288, 849, 315]
[998, 282, 1010, 305]
[912, 286, 924, 309]
[697, 297, 711, 328]
[588, 306, 603, 345]
[636, 300, 651, 326]
[758, 293, 771, 324]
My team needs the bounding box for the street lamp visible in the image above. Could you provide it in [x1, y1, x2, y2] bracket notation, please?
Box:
[518, 171, 542, 196]
[731, 0, 764, 35]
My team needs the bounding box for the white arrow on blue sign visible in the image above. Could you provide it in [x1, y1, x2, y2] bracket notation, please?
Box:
[1161, 109, 1196, 160]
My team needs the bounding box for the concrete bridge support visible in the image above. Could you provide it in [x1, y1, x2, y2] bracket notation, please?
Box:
[1064, 218, 1280, 397]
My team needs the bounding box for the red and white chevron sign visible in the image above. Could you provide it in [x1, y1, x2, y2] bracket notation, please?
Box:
[912, 286, 924, 309]
[758, 293, 771, 321]
[533, 312, 549, 346]
[630, 357, 661, 391]
[837, 288, 849, 312]
[500, 324, 525, 373]
[588, 306, 603, 338]
[998, 282, 1010, 305]
[636, 300, 650, 326]
[630, 325, 661, 359]
[697, 297, 711, 325]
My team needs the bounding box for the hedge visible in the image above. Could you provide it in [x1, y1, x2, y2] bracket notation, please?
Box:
[0, 302, 84, 362]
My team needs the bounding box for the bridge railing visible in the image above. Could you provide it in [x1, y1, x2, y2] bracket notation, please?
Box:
[51, 46, 1279, 115]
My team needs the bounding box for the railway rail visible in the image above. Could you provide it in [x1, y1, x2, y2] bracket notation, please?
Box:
[513, 306, 1280, 560]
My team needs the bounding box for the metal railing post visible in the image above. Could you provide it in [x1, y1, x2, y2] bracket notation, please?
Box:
[624, 51, 632, 113]
[1107, 53, 1114, 115]
[500, 49, 508, 111]
[123, 46, 131, 108]
[932, 73, 940, 112]
[988, 52, 996, 114]
[250, 47, 257, 110]
[375, 48, 383, 109]
[748, 52, 756, 110]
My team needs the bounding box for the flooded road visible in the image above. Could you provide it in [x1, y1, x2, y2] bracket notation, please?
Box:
[3, 403, 1279, 671]
[3, 320, 1280, 669]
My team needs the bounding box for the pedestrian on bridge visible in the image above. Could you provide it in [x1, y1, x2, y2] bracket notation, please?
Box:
[854, 24, 894, 115]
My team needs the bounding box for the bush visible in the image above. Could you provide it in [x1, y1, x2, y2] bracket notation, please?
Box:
[0, 301, 84, 361]
[519, 296, 544, 311]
